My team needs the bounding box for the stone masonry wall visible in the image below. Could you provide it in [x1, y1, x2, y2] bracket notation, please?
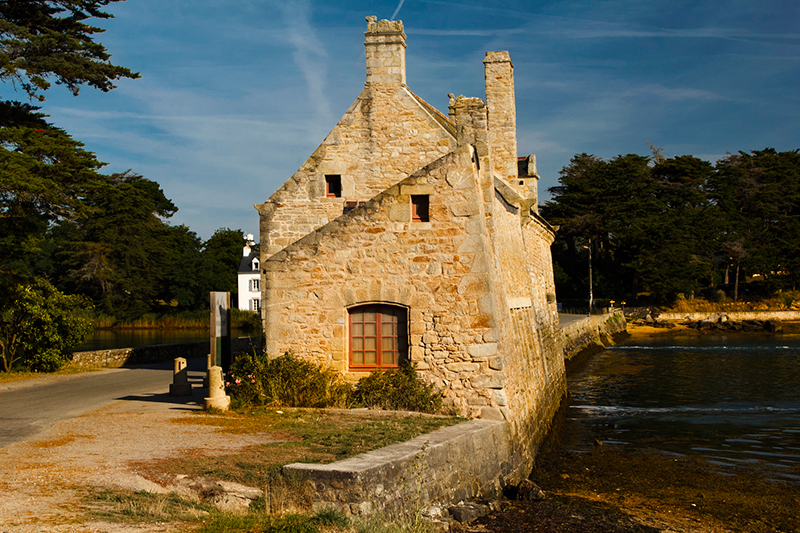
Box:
[264, 145, 506, 418]
[257, 85, 456, 256]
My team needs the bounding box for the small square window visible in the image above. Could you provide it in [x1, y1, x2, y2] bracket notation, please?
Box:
[325, 175, 342, 198]
[411, 195, 429, 222]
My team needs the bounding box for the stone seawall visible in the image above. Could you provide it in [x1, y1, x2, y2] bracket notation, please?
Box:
[69, 336, 263, 368]
[658, 310, 800, 322]
[284, 419, 513, 518]
[560, 311, 627, 361]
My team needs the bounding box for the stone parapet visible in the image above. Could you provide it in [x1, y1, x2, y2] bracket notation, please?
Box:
[559, 312, 627, 361]
[658, 310, 800, 321]
[283, 419, 519, 517]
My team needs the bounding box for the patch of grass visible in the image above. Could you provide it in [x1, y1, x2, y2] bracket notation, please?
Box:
[135, 409, 461, 490]
[86, 488, 212, 523]
[196, 509, 350, 533]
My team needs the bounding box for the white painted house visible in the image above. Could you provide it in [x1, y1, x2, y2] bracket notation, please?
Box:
[237, 234, 261, 312]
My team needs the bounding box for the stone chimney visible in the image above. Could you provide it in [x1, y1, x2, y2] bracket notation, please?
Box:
[364, 16, 406, 86]
[483, 51, 518, 186]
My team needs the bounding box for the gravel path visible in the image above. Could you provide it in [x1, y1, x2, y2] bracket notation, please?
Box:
[0, 387, 277, 532]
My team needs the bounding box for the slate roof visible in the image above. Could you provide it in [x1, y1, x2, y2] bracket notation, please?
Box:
[239, 251, 260, 273]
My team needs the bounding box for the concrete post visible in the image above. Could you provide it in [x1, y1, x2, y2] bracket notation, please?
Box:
[205, 365, 230, 411]
[210, 291, 231, 372]
[169, 357, 192, 396]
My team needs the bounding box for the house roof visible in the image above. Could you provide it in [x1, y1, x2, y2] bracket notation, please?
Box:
[409, 90, 457, 138]
[238, 251, 260, 274]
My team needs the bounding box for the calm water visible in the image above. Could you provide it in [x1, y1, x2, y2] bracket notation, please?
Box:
[567, 334, 800, 483]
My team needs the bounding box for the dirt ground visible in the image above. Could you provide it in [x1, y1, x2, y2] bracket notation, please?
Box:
[0, 386, 278, 532]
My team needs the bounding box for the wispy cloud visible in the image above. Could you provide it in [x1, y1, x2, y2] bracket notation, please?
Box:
[551, 24, 800, 43]
[621, 84, 736, 103]
[391, 0, 406, 21]
[279, 0, 333, 127]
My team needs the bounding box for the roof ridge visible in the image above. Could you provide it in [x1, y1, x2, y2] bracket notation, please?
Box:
[407, 89, 457, 138]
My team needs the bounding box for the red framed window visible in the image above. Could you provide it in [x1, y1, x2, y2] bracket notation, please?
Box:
[326, 175, 342, 198]
[411, 195, 429, 222]
[349, 305, 408, 370]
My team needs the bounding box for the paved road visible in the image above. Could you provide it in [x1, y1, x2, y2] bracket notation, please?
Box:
[558, 313, 590, 327]
[0, 358, 208, 449]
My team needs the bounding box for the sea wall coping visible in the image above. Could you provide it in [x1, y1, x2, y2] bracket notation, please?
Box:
[559, 311, 627, 361]
[658, 310, 800, 321]
[283, 418, 515, 517]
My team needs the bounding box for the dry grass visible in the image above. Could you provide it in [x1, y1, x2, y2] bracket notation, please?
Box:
[0, 365, 101, 383]
[32, 434, 95, 448]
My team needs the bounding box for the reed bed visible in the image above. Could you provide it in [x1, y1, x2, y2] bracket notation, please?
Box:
[89, 309, 261, 331]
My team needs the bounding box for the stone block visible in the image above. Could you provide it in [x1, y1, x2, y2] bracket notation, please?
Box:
[445, 362, 480, 373]
[493, 390, 508, 406]
[411, 346, 424, 361]
[467, 343, 498, 358]
[471, 372, 504, 389]
[480, 407, 505, 421]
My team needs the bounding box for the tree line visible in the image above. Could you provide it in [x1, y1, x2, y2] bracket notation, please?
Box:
[1, 1, 250, 371]
[542, 148, 800, 306]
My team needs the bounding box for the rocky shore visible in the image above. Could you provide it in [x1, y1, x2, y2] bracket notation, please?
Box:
[628, 311, 800, 335]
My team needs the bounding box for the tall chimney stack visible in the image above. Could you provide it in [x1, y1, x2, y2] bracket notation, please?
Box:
[364, 16, 407, 86]
[483, 51, 518, 186]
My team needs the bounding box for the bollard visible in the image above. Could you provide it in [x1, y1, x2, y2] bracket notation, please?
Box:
[205, 365, 230, 411]
[169, 357, 193, 396]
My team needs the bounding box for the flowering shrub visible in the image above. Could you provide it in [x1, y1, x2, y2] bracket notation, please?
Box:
[226, 351, 351, 410]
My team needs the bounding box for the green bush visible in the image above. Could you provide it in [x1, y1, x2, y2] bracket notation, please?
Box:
[350, 361, 442, 414]
[226, 351, 351, 410]
[0, 278, 94, 372]
[226, 352, 444, 414]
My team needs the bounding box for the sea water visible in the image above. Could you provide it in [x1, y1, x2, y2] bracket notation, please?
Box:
[567, 334, 800, 483]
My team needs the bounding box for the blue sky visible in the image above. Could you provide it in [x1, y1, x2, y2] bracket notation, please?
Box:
[25, 0, 800, 240]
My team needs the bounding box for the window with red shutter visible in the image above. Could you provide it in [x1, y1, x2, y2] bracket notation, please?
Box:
[348, 304, 408, 370]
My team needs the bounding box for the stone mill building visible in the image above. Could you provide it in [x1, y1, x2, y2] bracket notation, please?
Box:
[256, 17, 565, 451]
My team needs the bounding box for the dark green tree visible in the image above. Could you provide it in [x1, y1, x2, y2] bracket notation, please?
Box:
[710, 149, 800, 292]
[55, 171, 180, 318]
[200, 228, 245, 300]
[0, 101, 107, 274]
[0, 0, 139, 100]
[543, 152, 717, 304]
